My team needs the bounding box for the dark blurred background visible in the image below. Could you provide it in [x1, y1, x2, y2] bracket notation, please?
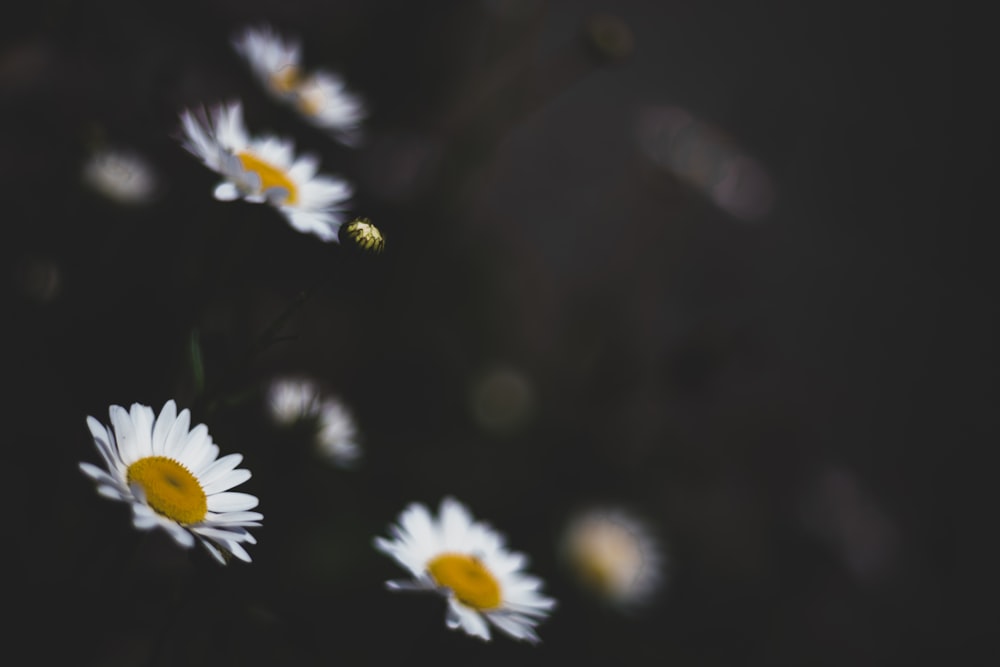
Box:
[3, 1, 965, 665]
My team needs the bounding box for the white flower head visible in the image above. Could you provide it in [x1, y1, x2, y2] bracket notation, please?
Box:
[292, 71, 365, 146]
[232, 24, 303, 100]
[79, 400, 263, 565]
[82, 147, 159, 205]
[316, 396, 362, 468]
[375, 497, 556, 644]
[265, 375, 323, 426]
[233, 25, 365, 146]
[178, 100, 353, 242]
[560, 507, 664, 609]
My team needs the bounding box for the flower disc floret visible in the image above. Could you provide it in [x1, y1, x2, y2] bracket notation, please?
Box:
[428, 553, 502, 610]
[126, 456, 207, 525]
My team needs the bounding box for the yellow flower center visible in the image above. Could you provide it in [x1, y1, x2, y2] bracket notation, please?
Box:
[427, 553, 502, 611]
[295, 87, 324, 118]
[570, 524, 643, 597]
[269, 65, 301, 95]
[126, 456, 207, 525]
[574, 552, 617, 595]
[235, 151, 299, 205]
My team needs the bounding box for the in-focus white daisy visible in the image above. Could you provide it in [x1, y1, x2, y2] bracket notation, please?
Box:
[82, 147, 159, 205]
[179, 101, 353, 242]
[560, 507, 664, 609]
[375, 497, 556, 644]
[233, 25, 365, 145]
[315, 396, 362, 468]
[79, 400, 263, 564]
[265, 375, 323, 426]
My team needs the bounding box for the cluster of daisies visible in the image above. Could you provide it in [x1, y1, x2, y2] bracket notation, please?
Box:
[181, 25, 364, 243]
[82, 25, 366, 245]
[232, 24, 365, 147]
[77, 25, 666, 646]
[81, 395, 665, 644]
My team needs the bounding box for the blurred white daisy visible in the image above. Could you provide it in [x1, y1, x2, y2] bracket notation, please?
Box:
[82, 147, 158, 205]
[315, 396, 362, 468]
[232, 24, 302, 100]
[79, 400, 263, 564]
[233, 25, 365, 145]
[560, 507, 664, 609]
[375, 497, 556, 644]
[179, 101, 353, 242]
[292, 71, 365, 146]
[265, 375, 322, 426]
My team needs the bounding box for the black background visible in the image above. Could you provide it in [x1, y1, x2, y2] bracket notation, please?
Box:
[3, 1, 965, 665]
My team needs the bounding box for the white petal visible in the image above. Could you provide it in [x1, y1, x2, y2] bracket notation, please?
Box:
[129, 403, 155, 459]
[220, 539, 252, 563]
[399, 502, 437, 546]
[262, 185, 292, 205]
[180, 110, 216, 166]
[373, 536, 399, 556]
[504, 596, 557, 617]
[206, 510, 263, 525]
[79, 461, 112, 483]
[195, 526, 255, 544]
[448, 599, 490, 641]
[385, 579, 434, 592]
[444, 601, 462, 630]
[162, 521, 196, 548]
[201, 468, 251, 495]
[96, 484, 129, 501]
[200, 538, 226, 565]
[186, 442, 220, 476]
[440, 497, 473, 549]
[152, 400, 177, 456]
[132, 511, 160, 530]
[196, 452, 242, 486]
[109, 405, 138, 464]
[162, 408, 191, 459]
[207, 492, 259, 512]
[487, 612, 541, 644]
[284, 209, 339, 241]
[177, 423, 210, 468]
[493, 550, 527, 575]
[214, 182, 241, 201]
[288, 155, 319, 181]
[86, 416, 119, 471]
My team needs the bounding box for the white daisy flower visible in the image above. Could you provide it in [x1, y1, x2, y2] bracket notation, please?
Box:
[265, 375, 323, 426]
[82, 147, 159, 205]
[179, 100, 353, 242]
[560, 507, 664, 609]
[233, 25, 365, 145]
[232, 24, 303, 101]
[292, 71, 365, 146]
[79, 400, 263, 565]
[374, 497, 556, 644]
[315, 396, 362, 468]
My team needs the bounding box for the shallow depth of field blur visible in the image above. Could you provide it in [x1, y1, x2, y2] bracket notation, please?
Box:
[3, 1, 963, 665]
